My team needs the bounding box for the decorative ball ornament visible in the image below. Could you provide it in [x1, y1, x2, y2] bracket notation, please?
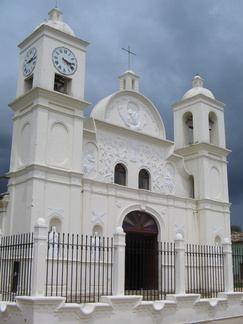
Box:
[23, 47, 38, 76]
[52, 46, 77, 75]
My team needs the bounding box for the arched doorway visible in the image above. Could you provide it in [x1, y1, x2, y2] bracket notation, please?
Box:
[122, 211, 158, 291]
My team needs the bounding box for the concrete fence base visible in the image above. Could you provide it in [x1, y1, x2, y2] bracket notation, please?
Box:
[1, 293, 243, 324]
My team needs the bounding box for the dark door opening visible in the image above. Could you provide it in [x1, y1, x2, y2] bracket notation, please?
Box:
[123, 211, 158, 292]
[11, 261, 20, 293]
[125, 232, 158, 290]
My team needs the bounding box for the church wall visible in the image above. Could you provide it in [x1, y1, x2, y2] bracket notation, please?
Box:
[81, 178, 200, 243]
[5, 172, 46, 234]
[43, 171, 83, 235]
[4, 168, 83, 235]
[197, 200, 231, 245]
[6, 182, 28, 234]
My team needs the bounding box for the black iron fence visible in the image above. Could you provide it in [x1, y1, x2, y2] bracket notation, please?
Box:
[0, 233, 33, 301]
[46, 233, 113, 303]
[232, 247, 243, 292]
[125, 240, 175, 300]
[2, 232, 242, 303]
[186, 244, 224, 298]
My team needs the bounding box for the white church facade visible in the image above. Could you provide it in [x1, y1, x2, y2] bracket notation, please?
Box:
[1, 8, 242, 324]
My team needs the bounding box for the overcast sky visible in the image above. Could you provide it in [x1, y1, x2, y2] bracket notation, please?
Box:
[0, 0, 243, 228]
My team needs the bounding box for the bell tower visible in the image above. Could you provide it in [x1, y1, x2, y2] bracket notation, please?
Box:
[6, 8, 90, 235]
[172, 75, 231, 244]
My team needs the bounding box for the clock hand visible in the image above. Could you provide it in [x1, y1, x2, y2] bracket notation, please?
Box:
[62, 57, 75, 66]
[27, 55, 36, 64]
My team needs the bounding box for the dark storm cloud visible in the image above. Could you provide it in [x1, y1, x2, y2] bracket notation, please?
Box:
[0, 0, 243, 227]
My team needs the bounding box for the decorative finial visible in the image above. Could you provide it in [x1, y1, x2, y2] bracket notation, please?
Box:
[122, 46, 136, 70]
[192, 75, 203, 88]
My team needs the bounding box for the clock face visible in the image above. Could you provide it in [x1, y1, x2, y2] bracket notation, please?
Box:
[23, 47, 37, 77]
[52, 47, 77, 75]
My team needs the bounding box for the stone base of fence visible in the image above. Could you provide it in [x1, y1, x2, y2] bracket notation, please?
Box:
[1, 293, 243, 324]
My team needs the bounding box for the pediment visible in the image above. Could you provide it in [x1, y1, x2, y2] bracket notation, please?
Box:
[91, 91, 166, 139]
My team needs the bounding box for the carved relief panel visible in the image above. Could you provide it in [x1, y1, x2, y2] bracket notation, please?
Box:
[83, 143, 98, 178]
[84, 129, 176, 194]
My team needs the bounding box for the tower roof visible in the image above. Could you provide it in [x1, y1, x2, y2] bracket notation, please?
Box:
[35, 8, 75, 36]
[182, 75, 215, 100]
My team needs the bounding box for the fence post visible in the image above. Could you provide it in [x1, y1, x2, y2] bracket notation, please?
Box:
[222, 238, 234, 292]
[174, 233, 186, 294]
[113, 227, 126, 295]
[31, 218, 48, 296]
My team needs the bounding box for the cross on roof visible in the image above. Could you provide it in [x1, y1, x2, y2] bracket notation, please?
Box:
[122, 46, 136, 70]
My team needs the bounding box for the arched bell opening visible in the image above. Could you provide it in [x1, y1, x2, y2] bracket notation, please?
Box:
[184, 112, 194, 145]
[209, 111, 218, 145]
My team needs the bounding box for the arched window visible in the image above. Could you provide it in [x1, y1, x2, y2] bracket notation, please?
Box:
[139, 169, 150, 190]
[114, 163, 126, 185]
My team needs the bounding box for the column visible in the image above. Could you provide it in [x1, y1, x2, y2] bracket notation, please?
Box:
[222, 238, 234, 292]
[31, 218, 48, 296]
[113, 227, 126, 295]
[174, 233, 186, 294]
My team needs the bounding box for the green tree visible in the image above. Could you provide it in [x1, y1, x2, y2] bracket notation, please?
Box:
[231, 225, 242, 233]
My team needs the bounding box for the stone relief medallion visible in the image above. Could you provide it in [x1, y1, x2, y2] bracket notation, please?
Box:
[105, 96, 160, 137]
[118, 100, 148, 131]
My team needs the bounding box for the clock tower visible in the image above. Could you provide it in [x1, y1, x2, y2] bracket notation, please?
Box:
[6, 8, 90, 235]
[17, 8, 88, 99]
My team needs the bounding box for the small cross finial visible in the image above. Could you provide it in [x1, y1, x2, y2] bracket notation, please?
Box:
[122, 46, 136, 70]
[55, 0, 58, 8]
